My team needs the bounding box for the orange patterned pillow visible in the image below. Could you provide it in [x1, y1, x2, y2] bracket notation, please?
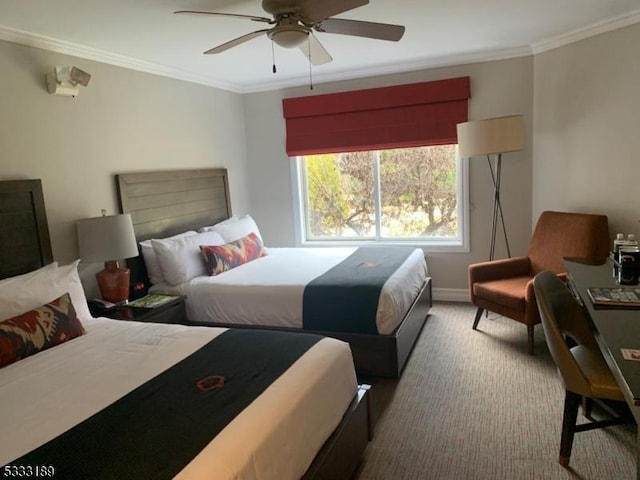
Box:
[200, 232, 267, 276]
[0, 293, 85, 368]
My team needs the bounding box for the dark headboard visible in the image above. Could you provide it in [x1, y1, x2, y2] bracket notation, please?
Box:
[116, 168, 232, 241]
[115, 168, 232, 290]
[0, 179, 53, 280]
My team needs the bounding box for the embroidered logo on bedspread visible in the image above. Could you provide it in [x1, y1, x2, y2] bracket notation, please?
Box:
[200, 232, 267, 276]
[0, 293, 85, 368]
[196, 375, 226, 392]
[359, 261, 380, 268]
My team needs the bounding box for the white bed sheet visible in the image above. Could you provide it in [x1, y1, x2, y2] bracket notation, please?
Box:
[151, 247, 428, 334]
[0, 317, 358, 480]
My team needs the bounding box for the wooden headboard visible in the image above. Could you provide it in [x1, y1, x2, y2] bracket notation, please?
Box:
[115, 168, 232, 289]
[0, 179, 53, 280]
[116, 168, 232, 241]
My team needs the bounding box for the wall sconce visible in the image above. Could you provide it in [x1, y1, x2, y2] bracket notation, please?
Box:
[46, 66, 91, 97]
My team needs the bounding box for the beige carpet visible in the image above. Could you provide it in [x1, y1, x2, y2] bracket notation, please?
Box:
[354, 302, 636, 480]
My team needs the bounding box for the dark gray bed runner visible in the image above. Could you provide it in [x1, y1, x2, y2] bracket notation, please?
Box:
[303, 246, 416, 334]
[7, 329, 323, 479]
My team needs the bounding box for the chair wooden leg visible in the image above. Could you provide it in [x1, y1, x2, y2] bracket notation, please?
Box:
[560, 390, 581, 467]
[582, 396, 593, 419]
[473, 308, 484, 330]
[527, 325, 535, 355]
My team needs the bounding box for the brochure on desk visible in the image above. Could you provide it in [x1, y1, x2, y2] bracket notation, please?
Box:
[587, 287, 640, 308]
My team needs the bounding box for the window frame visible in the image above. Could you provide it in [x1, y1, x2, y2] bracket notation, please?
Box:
[290, 148, 469, 253]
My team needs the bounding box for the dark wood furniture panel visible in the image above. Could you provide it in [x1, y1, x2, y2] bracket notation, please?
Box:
[116, 169, 231, 241]
[0, 179, 53, 280]
[116, 168, 432, 378]
[91, 296, 187, 324]
[303, 384, 371, 480]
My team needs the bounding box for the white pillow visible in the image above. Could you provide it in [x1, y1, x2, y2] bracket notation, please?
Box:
[213, 215, 263, 243]
[152, 231, 225, 286]
[198, 215, 239, 234]
[0, 260, 92, 323]
[140, 231, 198, 285]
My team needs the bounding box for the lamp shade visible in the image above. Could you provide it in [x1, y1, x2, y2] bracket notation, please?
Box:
[77, 213, 139, 263]
[456, 115, 524, 158]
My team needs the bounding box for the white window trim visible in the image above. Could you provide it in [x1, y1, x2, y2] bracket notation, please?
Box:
[290, 153, 469, 253]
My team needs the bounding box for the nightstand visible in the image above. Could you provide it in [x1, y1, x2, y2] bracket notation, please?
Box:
[91, 296, 187, 324]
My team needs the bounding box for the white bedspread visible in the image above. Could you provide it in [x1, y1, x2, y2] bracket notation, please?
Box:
[0, 318, 358, 480]
[151, 247, 428, 334]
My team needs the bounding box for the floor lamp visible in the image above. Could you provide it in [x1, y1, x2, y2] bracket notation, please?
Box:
[457, 115, 524, 261]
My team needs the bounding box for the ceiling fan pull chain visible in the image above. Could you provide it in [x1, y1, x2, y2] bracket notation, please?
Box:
[308, 36, 313, 90]
[271, 40, 277, 74]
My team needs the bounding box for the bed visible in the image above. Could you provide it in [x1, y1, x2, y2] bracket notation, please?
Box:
[116, 168, 432, 378]
[0, 179, 370, 480]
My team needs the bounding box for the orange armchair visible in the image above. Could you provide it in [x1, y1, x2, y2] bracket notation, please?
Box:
[468, 211, 610, 354]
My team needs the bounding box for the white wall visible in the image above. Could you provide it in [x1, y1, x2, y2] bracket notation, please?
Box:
[0, 40, 250, 296]
[243, 57, 534, 296]
[533, 22, 640, 238]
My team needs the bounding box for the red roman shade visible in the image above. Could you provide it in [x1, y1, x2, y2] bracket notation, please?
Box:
[282, 76, 470, 156]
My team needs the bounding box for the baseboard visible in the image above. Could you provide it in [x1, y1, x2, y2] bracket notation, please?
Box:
[432, 288, 469, 303]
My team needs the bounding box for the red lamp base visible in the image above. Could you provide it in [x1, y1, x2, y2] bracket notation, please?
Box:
[96, 260, 130, 304]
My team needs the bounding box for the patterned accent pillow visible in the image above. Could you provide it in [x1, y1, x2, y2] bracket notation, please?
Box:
[0, 293, 85, 368]
[200, 232, 267, 276]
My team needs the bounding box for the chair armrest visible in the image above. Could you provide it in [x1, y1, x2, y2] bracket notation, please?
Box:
[469, 256, 531, 285]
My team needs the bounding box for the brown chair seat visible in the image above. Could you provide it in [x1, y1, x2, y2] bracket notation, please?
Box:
[469, 211, 610, 354]
[473, 276, 531, 312]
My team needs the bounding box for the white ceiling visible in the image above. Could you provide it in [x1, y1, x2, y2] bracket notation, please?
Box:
[1, 0, 639, 93]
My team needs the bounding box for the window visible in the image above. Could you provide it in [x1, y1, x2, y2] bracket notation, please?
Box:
[293, 145, 468, 250]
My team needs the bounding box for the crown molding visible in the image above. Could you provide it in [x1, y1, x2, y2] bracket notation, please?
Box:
[2, 10, 639, 95]
[531, 9, 640, 54]
[0, 24, 241, 93]
[240, 45, 533, 93]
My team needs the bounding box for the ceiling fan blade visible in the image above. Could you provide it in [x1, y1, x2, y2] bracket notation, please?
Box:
[204, 29, 271, 54]
[174, 10, 272, 24]
[316, 18, 405, 42]
[298, 0, 369, 23]
[298, 32, 332, 66]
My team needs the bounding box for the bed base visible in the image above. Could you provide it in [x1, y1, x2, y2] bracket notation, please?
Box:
[304, 384, 371, 480]
[189, 278, 432, 378]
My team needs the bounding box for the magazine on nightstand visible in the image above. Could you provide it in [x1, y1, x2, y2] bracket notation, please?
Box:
[127, 294, 179, 309]
[587, 287, 640, 308]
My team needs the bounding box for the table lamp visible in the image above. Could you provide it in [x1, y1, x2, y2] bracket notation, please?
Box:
[457, 115, 524, 260]
[77, 210, 139, 304]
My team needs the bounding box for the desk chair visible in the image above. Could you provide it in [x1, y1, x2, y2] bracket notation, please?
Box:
[533, 271, 627, 467]
[469, 211, 609, 354]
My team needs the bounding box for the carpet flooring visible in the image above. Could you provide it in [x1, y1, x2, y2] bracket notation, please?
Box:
[354, 301, 637, 480]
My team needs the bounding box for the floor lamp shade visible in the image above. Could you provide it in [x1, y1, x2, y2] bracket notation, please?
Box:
[77, 213, 139, 304]
[456, 115, 524, 157]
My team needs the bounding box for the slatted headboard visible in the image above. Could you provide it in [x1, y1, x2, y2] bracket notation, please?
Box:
[0, 179, 53, 280]
[115, 168, 232, 289]
[116, 168, 232, 241]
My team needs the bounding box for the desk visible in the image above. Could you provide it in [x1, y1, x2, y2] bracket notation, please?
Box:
[564, 257, 640, 478]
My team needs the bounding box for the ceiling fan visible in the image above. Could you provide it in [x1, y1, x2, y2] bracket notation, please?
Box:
[175, 0, 405, 66]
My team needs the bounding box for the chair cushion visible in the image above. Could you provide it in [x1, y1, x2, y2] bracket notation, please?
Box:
[473, 276, 532, 312]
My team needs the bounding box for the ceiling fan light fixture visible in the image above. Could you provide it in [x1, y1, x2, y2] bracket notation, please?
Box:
[268, 25, 309, 48]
